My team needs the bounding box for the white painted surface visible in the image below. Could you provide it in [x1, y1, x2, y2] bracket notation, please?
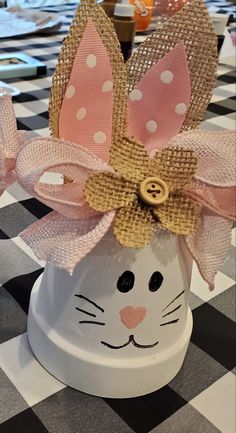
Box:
[28, 230, 193, 397]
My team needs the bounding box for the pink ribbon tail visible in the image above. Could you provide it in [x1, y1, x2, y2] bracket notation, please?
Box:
[20, 211, 115, 274]
[171, 129, 235, 289]
[0, 95, 27, 196]
[185, 181, 236, 221]
[186, 211, 233, 290]
[170, 129, 235, 187]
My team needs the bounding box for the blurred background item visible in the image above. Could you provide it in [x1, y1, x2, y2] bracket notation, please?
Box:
[211, 12, 229, 52]
[0, 7, 63, 37]
[6, 0, 102, 6]
[211, 11, 229, 35]
[0, 80, 20, 96]
[111, 0, 136, 60]
[130, 0, 188, 32]
[102, 0, 118, 17]
[130, 0, 153, 31]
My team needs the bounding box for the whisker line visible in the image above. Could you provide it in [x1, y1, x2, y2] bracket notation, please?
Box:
[162, 304, 182, 318]
[160, 318, 179, 326]
[79, 320, 105, 326]
[162, 290, 185, 312]
[75, 294, 104, 313]
[75, 307, 96, 318]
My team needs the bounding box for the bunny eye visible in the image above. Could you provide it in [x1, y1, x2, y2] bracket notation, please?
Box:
[117, 271, 135, 293]
[149, 272, 163, 292]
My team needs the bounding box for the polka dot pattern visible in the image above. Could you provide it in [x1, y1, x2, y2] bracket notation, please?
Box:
[149, 149, 158, 158]
[59, 20, 113, 162]
[76, 108, 87, 120]
[160, 70, 173, 84]
[102, 81, 113, 93]
[93, 131, 107, 144]
[128, 43, 191, 153]
[129, 89, 143, 101]
[175, 103, 187, 115]
[65, 85, 75, 99]
[146, 120, 158, 133]
[86, 54, 97, 68]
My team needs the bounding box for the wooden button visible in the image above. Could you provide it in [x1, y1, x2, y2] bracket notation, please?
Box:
[139, 177, 169, 206]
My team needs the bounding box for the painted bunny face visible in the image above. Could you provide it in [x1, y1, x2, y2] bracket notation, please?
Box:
[39, 230, 192, 359]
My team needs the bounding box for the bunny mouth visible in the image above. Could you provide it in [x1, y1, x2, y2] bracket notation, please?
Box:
[101, 334, 159, 350]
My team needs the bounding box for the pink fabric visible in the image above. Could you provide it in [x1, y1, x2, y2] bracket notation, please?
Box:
[0, 157, 15, 196]
[16, 137, 113, 219]
[186, 211, 233, 290]
[0, 95, 19, 156]
[15, 128, 234, 286]
[21, 211, 115, 274]
[185, 182, 236, 221]
[14, 134, 115, 272]
[170, 129, 235, 187]
[171, 129, 236, 288]
[59, 19, 113, 162]
[128, 43, 191, 154]
[0, 96, 26, 195]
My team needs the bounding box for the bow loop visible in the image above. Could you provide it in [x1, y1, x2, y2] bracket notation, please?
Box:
[16, 137, 113, 219]
[0, 95, 26, 195]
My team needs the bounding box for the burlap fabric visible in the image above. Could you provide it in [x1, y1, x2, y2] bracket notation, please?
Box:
[50, 0, 218, 186]
[126, 0, 218, 131]
[49, 0, 127, 149]
[85, 142, 199, 247]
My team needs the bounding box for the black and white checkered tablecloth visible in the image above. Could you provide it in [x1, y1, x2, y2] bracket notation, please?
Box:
[205, 0, 236, 19]
[0, 3, 235, 433]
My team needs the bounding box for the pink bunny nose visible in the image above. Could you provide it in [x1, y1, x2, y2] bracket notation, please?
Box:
[119, 306, 147, 329]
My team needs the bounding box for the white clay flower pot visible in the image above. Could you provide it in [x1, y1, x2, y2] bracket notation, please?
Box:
[0, 0, 234, 402]
[28, 229, 193, 398]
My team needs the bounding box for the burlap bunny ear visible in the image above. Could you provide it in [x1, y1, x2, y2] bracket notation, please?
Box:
[49, 0, 127, 161]
[126, 0, 218, 131]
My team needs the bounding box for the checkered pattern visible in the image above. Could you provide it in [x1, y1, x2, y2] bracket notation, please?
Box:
[0, 3, 235, 433]
[205, 0, 236, 19]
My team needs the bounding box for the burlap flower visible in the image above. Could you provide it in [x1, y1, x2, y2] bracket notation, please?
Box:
[84, 136, 199, 248]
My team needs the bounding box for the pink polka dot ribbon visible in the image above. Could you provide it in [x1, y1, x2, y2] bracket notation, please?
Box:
[128, 43, 191, 154]
[59, 19, 113, 163]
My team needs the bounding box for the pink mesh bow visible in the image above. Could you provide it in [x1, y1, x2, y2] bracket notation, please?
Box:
[171, 130, 235, 289]
[0, 96, 26, 195]
[0, 21, 235, 289]
[16, 134, 116, 272]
